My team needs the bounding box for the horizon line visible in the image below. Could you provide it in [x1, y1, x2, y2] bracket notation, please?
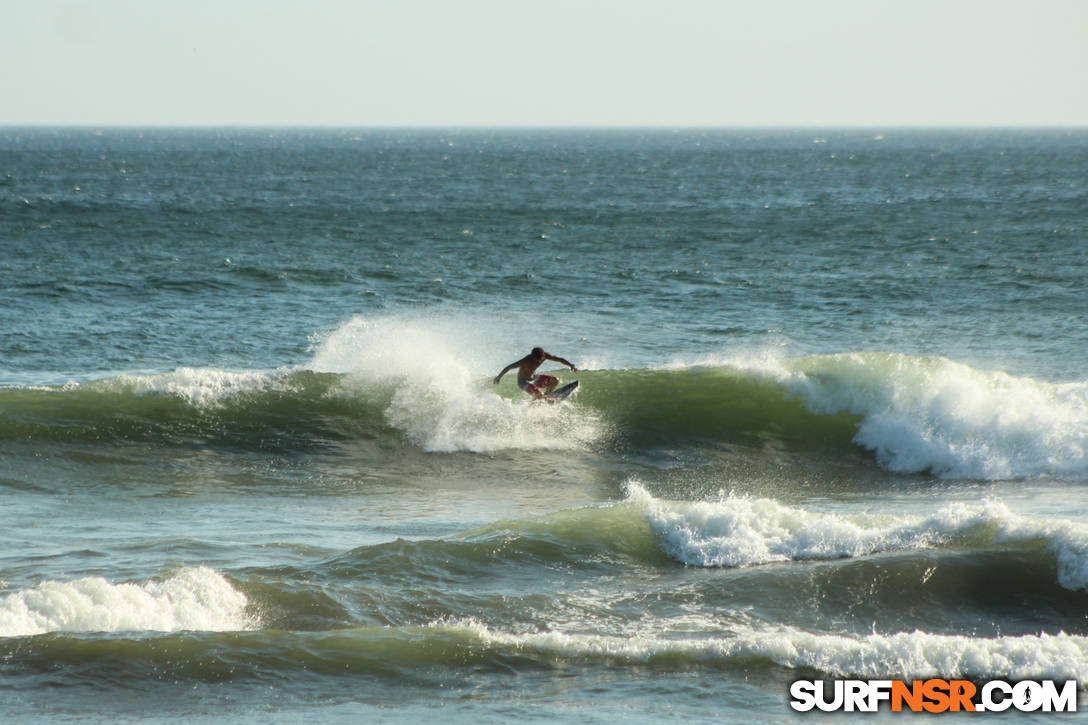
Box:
[3, 122, 1087, 131]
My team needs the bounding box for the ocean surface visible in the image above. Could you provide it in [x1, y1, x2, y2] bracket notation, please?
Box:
[1, 127, 1087, 723]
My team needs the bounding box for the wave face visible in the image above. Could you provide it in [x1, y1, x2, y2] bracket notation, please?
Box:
[0, 368, 386, 453]
[3, 346, 1085, 480]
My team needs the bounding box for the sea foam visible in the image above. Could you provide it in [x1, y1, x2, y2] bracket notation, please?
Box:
[731, 352, 1088, 480]
[447, 619, 1088, 684]
[626, 483, 1088, 590]
[0, 567, 255, 637]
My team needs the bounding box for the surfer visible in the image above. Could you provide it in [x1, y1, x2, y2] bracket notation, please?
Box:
[494, 347, 578, 400]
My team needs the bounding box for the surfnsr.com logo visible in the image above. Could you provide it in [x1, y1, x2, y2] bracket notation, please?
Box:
[789, 679, 1078, 713]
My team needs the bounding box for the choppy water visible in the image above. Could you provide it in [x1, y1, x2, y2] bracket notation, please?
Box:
[2, 127, 1087, 723]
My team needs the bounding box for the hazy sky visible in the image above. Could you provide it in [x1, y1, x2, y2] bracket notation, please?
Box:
[3, 0, 1086, 126]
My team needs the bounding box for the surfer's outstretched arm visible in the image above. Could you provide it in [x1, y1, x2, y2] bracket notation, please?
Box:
[545, 353, 578, 372]
[493, 360, 523, 384]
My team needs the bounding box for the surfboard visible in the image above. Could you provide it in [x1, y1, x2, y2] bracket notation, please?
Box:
[547, 380, 579, 403]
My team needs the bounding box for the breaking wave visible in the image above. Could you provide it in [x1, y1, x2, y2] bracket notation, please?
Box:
[3, 317, 1085, 480]
[0, 567, 255, 638]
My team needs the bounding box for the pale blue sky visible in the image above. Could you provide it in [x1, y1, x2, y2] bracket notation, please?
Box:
[3, 0, 1086, 126]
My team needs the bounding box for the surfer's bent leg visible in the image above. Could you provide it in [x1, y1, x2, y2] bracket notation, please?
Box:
[518, 378, 543, 398]
[536, 375, 559, 394]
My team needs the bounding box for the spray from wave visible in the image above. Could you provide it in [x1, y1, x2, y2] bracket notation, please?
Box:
[306, 313, 603, 452]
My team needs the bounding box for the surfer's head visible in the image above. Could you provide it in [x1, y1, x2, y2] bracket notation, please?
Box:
[531, 347, 545, 360]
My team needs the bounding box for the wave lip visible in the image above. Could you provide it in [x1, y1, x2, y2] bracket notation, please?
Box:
[0, 567, 256, 637]
[92, 367, 280, 408]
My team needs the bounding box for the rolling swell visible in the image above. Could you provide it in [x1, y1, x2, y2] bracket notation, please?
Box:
[4, 625, 1086, 688]
[4, 492, 1088, 689]
[226, 488, 1088, 637]
[2, 492, 1081, 638]
[5, 525, 1087, 688]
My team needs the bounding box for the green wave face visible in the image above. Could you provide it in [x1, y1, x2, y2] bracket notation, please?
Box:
[0, 370, 395, 453]
[0, 365, 856, 456]
[572, 366, 861, 451]
[3, 352, 1084, 480]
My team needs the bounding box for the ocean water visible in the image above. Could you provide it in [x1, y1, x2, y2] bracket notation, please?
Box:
[1, 127, 1087, 723]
